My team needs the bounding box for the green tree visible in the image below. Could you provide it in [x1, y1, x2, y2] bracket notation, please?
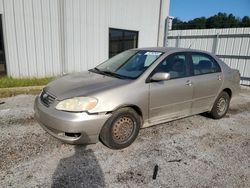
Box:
[241, 16, 250, 27]
[227, 14, 240, 28]
[172, 18, 184, 30]
[206, 12, 228, 28]
[172, 12, 248, 30]
[188, 17, 206, 29]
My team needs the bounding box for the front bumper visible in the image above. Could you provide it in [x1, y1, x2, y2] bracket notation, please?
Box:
[34, 96, 111, 144]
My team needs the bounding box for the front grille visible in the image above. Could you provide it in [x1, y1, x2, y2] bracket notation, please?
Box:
[40, 90, 56, 107]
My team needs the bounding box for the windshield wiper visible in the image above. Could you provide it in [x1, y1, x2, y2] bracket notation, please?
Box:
[93, 67, 102, 73]
[90, 68, 125, 79]
[89, 67, 104, 75]
[101, 71, 125, 79]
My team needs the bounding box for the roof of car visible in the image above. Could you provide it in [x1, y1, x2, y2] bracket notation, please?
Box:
[132, 47, 213, 55]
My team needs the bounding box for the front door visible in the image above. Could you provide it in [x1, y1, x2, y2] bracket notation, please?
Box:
[149, 52, 193, 124]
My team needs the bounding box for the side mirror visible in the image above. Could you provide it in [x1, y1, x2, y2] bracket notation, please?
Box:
[150, 72, 170, 82]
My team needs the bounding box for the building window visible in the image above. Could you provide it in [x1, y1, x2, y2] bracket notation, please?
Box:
[0, 15, 6, 76]
[109, 28, 138, 58]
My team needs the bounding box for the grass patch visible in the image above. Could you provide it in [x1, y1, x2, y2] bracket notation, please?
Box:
[0, 77, 54, 88]
[0, 86, 44, 98]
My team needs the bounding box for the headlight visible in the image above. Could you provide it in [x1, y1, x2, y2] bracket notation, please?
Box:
[55, 97, 97, 112]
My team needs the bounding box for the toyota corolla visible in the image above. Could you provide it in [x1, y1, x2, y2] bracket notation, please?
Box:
[34, 47, 240, 149]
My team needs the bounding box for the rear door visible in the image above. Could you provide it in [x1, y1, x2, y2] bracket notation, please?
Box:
[148, 52, 193, 124]
[189, 52, 223, 114]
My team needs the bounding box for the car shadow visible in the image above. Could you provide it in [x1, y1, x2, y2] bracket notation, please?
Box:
[52, 143, 105, 187]
[199, 112, 211, 118]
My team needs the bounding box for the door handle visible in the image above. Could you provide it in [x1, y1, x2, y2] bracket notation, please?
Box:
[185, 80, 192, 86]
[217, 75, 222, 81]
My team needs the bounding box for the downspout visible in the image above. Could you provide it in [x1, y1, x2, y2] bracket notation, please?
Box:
[58, 0, 65, 75]
[157, 0, 162, 47]
[157, 0, 169, 47]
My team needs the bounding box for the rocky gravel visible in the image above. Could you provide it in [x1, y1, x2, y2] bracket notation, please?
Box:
[0, 88, 250, 187]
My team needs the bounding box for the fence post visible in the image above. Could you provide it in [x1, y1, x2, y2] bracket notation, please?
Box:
[212, 33, 219, 54]
[163, 18, 168, 47]
[176, 34, 180, 48]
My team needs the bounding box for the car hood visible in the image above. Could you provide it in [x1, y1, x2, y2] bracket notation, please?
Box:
[44, 71, 131, 100]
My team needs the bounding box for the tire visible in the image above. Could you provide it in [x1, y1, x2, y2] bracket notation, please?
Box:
[209, 91, 230, 119]
[99, 107, 141, 149]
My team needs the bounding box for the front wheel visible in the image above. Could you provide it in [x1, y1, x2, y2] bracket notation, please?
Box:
[209, 91, 230, 119]
[99, 108, 141, 149]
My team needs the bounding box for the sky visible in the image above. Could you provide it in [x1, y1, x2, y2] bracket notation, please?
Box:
[170, 0, 250, 21]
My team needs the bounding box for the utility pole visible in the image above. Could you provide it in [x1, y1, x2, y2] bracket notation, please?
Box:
[164, 16, 174, 47]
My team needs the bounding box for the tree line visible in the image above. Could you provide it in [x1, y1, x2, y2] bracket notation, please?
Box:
[172, 12, 250, 30]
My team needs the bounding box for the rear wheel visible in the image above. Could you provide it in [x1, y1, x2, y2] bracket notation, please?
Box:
[99, 108, 141, 149]
[209, 91, 230, 119]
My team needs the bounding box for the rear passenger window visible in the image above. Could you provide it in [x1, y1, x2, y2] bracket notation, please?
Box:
[191, 53, 221, 75]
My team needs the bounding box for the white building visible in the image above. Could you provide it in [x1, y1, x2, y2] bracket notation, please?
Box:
[0, 0, 170, 78]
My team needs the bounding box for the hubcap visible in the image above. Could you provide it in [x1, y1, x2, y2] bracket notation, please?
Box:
[112, 116, 134, 143]
[216, 97, 227, 116]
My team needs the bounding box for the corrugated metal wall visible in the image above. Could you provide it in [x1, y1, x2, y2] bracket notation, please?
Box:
[1, 0, 61, 77]
[0, 0, 169, 77]
[167, 28, 250, 85]
[63, 0, 169, 73]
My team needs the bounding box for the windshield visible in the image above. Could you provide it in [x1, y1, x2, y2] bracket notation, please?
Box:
[94, 50, 163, 79]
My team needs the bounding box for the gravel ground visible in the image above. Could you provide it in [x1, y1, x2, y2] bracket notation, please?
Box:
[0, 88, 250, 187]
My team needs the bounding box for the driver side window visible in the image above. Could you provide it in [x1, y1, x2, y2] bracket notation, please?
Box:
[153, 53, 190, 79]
